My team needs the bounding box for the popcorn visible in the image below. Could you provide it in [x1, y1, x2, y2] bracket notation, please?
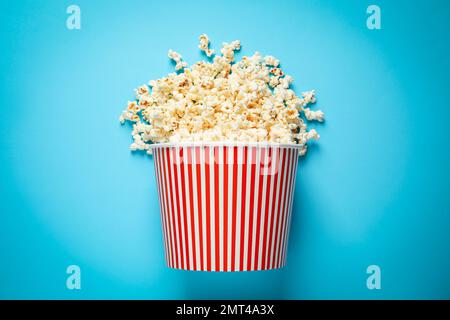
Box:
[168, 49, 187, 71]
[269, 76, 280, 88]
[302, 90, 316, 104]
[305, 129, 320, 140]
[135, 85, 149, 99]
[304, 108, 325, 122]
[279, 75, 293, 89]
[198, 34, 215, 57]
[220, 40, 241, 62]
[264, 55, 280, 67]
[120, 35, 325, 156]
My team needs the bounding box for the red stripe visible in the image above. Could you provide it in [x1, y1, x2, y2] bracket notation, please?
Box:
[195, 147, 204, 271]
[187, 147, 197, 270]
[179, 148, 191, 269]
[170, 148, 179, 269]
[253, 147, 266, 270]
[276, 149, 292, 268]
[154, 150, 167, 265]
[161, 148, 174, 268]
[274, 149, 288, 268]
[261, 147, 273, 270]
[158, 149, 171, 267]
[223, 147, 229, 271]
[271, 148, 288, 268]
[246, 147, 257, 270]
[214, 147, 220, 270]
[171, 148, 185, 269]
[284, 149, 296, 264]
[164, 148, 178, 268]
[239, 147, 248, 271]
[281, 148, 297, 266]
[276, 149, 292, 267]
[204, 147, 212, 271]
[231, 147, 238, 271]
[265, 147, 280, 269]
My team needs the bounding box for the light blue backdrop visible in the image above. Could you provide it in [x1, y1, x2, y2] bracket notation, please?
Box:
[1, 0, 449, 299]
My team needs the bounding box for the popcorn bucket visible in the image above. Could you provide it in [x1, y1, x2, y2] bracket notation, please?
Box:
[150, 143, 300, 271]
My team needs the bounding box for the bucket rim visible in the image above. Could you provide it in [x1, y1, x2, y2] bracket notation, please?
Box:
[147, 142, 304, 149]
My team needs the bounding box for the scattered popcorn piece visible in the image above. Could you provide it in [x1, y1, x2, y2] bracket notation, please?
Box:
[264, 55, 280, 67]
[306, 129, 320, 141]
[198, 34, 215, 57]
[304, 108, 325, 122]
[220, 40, 241, 62]
[168, 49, 188, 71]
[299, 145, 308, 157]
[120, 35, 325, 156]
[302, 90, 316, 104]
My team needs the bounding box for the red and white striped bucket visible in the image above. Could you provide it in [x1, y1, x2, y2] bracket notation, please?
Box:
[151, 143, 300, 271]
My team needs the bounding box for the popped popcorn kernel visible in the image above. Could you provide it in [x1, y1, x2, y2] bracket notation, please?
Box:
[220, 40, 241, 62]
[168, 49, 187, 71]
[304, 108, 325, 122]
[264, 55, 280, 67]
[305, 129, 320, 141]
[198, 34, 215, 57]
[120, 35, 325, 156]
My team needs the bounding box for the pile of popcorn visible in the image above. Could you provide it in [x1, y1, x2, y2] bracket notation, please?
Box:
[119, 34, 324, 156]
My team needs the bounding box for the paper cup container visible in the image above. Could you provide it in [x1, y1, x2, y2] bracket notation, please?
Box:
[150, 143, 300, 271]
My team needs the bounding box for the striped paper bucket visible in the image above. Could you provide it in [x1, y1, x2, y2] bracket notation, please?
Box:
[151, 143, 300, 271]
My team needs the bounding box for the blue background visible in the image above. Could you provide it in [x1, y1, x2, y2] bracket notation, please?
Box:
[1, 0, 449, 299]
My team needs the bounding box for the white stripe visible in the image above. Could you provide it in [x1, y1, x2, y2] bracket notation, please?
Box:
[269, 147, 284, 269]
[176, 147, 188, 269]
[227, 147, 233, 271]
[273, 148, 290, 268]
[191, 147, 201, 270]
[283, 150, 298, 265]
[242, 147, 253, 270]
[250, 147, 261, 270]
[200, 146, 207, 270]
[218, 146, 224, 271]
[154, 149, 168, 266]
[157, 149, 168, 266]
[282, 148, 299, 267]
[283, 149, 298, 265]
[170, 147, 186, 268]
[209, 147, 216, 270]
[165, 148, 181, 268]
[159, 148, 176, 268]
[158, 149, 171, 267]
[183, 147, 193, 270]
[263, 146, 277, 269]
[276, 148, 293, 268]
[274, 148, 289, 268]
[169, 147, 181, 269]
[257, 146, 269, 270]
[282, 149, 295, 266]
[234, 146, 243, 271]
[285, 149, 296, 261]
